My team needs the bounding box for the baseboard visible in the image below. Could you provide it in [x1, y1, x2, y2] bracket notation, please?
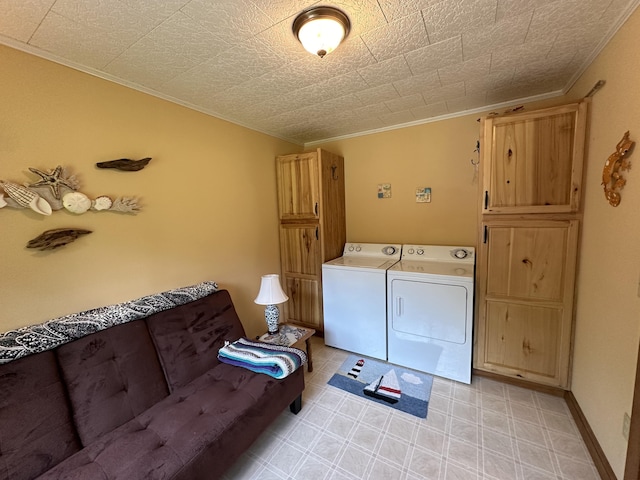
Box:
[472, 368, 565, 397]
[564, 391, 617, 480]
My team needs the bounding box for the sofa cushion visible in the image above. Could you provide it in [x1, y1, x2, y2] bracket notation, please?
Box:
[38, 363, 304, 480]
[146, 290, 246, 391]
[0, 350, 80, 480]
[56, 320, 169, 446]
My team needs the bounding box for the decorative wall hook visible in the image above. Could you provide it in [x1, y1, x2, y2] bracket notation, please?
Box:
[602, 131, 634, 207]
[470, 140, 480, 166]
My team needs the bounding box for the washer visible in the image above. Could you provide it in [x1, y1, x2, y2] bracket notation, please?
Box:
[322, 243, 401, 360]
[387, 245, 475, 384]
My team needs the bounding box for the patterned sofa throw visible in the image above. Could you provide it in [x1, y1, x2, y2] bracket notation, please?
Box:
[218, 338, 306, 379]
[0, 281, 218, 364]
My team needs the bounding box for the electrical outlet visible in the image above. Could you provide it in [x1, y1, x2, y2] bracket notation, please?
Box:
[623, 412, 631, 440]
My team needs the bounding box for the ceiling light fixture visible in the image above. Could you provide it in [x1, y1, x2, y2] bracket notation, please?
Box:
[292, 7, 351, 58]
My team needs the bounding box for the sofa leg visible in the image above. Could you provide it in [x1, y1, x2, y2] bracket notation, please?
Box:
[289, 394, 302, 414]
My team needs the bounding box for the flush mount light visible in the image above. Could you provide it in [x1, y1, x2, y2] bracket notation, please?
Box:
[292, 6, 351, 58]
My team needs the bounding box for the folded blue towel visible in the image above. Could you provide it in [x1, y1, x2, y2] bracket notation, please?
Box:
[217, 338, 306, 379]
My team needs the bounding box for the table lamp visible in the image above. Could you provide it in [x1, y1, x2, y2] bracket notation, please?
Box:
[254, 274, 289, 334]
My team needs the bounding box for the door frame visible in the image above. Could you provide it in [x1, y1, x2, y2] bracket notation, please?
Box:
[624, 337, 640, 479]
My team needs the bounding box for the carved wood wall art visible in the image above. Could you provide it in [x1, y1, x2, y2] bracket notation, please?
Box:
[27, 228, 92, 251]
[602, 131, 635, 207]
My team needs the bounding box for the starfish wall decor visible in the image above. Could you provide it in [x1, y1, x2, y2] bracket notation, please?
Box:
[28, 166, 77, 199]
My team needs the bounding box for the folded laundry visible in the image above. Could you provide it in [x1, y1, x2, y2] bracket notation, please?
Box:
[218, 338, 307, 379]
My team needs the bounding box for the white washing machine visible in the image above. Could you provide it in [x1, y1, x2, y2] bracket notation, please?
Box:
[387, 245, 475, 384]
[322, 243, 401, 360]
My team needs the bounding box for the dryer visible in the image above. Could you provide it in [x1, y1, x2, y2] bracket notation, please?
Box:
[322, 243, 401, 360]
[387, 245, 475, 384]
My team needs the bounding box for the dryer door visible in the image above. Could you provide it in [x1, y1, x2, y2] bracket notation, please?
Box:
[390, 279, 468, 344]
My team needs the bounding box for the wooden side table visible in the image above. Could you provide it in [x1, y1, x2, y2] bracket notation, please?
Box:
[258, 323, 315, 372]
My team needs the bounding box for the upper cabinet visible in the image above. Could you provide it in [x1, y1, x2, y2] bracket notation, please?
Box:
[481, 101, 588, 214]
[276, 152, 321, 221]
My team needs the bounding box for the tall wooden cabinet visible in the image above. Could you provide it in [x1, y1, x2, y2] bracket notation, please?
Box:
[474, 101, 588, 389]
[276, 149, 346, 333]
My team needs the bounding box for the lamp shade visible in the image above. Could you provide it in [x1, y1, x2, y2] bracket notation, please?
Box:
[254, 274, 289, 305]
[293, 7, 350, 58]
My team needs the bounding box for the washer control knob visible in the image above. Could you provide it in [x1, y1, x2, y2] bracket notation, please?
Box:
[453, 249, 468, 259]
[407, 248, 415, 254]
[417, 248, 424, 255]
[382, 246, 396, 255]
[355, 246, 362, 252]
[348, 245, 354, 252]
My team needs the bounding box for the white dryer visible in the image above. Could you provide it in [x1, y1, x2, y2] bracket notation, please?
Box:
[387, 245, 475, 384]
[322, 243, 401, 360]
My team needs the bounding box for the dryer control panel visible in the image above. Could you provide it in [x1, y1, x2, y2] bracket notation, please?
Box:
[401, 245, 475, 263]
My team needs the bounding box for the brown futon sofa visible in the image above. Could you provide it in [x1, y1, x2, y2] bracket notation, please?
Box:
[0, 285, 305, 480]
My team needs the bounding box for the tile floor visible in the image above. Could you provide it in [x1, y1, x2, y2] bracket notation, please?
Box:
[223, 337, 600, 480]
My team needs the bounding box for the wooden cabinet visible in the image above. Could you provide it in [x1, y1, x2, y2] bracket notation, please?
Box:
[475, 219, 579, 387]
[277, 152, 320, 221]
[474, 101, 588, 389]
[276, 149, 345, 332]
[481, 102, 588, 214]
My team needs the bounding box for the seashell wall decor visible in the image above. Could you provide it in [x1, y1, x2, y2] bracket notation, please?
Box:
[2, 164, 144, 251]
[0, 165, 142, 216]
[0, 181, 52, 215]
[62, 192, 92, 214]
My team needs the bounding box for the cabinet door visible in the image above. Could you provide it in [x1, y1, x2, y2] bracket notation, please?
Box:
[276, 153, 320, 221]
[279, 224, 320, 276]
[482, 102, 587, 214]
[281, 276, 322, 329]
[475, 219, 579, 388]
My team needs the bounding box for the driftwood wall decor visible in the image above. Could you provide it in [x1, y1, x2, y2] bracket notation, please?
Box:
[602, 131, 635, 207]
[27, 228, 92, 251]
[96, 157, 152, 171]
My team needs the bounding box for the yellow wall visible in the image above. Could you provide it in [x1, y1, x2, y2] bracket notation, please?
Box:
[318, 116, 481, 247]
[564, 8, 640, 478]
[4, 9, 640, 474]
[0, 44, 300, 338]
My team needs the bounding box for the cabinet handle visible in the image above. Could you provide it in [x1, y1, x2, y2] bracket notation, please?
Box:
[483, 225, 488, 244]
[484, 191, 489, 209]
[314, 203, 318, 215]
[331, 164, 339, 180]
[315, 226, 319, 240]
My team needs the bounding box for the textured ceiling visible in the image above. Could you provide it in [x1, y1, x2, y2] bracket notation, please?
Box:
[1, 0, 638, 145]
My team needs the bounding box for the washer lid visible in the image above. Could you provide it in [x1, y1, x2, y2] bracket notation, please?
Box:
[324, 256, 399, 269]
[389, 260, 474, 280]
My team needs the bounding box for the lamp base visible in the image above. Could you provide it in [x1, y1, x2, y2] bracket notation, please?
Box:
[265, 304, 280, 334]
